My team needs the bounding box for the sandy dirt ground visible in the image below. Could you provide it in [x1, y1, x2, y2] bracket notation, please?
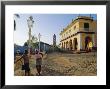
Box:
[14, 52, 97, 76]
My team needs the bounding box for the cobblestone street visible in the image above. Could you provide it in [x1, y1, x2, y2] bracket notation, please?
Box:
[15, 52, 97, 76]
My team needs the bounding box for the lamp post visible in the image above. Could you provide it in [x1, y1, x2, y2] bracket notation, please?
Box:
[27, 16, 34, 55]
[38, 33, 41, 52]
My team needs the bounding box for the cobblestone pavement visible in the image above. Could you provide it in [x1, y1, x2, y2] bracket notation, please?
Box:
[14, 52, 97, 76]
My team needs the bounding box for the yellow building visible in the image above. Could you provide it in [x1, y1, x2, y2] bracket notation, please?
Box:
[60, 16, 97, 51]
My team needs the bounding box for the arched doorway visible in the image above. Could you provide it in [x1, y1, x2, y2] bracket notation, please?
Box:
[74, 38, 78, 50]
[69, 39, 72, 50]
[85, 36, 92, 50]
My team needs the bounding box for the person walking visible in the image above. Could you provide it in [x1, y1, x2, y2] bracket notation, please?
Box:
[35, 50, 43, 76]
[15, 50, 30, 76]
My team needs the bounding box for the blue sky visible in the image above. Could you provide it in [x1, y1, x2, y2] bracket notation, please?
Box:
[14, 14, 96, 46]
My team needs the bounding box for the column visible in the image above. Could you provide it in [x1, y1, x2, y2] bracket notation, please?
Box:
[80, 34, 82, 50]
[92, 34, 95, 47]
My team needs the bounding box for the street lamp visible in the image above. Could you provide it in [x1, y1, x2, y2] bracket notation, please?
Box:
[38, 33, 41, 52]
[27, 16, 34, 55]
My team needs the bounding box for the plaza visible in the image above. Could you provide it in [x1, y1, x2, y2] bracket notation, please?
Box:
[14, 52, 97, 76]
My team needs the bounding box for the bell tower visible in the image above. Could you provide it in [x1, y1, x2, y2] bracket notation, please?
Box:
[53, 34, 56, 47]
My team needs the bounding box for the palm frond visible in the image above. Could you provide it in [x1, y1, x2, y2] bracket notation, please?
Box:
[14, 14, 20, 18]
[14, 20, 16, 31]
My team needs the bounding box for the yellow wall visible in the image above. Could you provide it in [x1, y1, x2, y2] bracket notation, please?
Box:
[79, 19, 97, 32]
[61, 21, 79, 40]
[92, 20, 97, 47]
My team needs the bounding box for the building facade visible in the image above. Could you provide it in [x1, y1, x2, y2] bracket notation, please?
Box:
[34, 42, 53, 53]
[60, 16, 97, 51]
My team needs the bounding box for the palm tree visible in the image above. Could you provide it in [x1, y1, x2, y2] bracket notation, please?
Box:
[14, 14, 20, 31]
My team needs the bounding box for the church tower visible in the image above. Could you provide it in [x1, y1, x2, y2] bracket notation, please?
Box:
[53, 34, 56, 47]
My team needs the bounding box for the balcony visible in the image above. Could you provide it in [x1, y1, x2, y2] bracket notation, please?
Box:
[79, 28, 93, 31]
[60, 28, 96, 42]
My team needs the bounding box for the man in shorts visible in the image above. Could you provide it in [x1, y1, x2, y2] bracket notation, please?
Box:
[15, 50, 30, 76]
[35, 50, 43, 76]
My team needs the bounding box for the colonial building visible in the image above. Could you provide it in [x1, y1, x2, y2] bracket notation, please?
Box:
[60, 16, 97, 51]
